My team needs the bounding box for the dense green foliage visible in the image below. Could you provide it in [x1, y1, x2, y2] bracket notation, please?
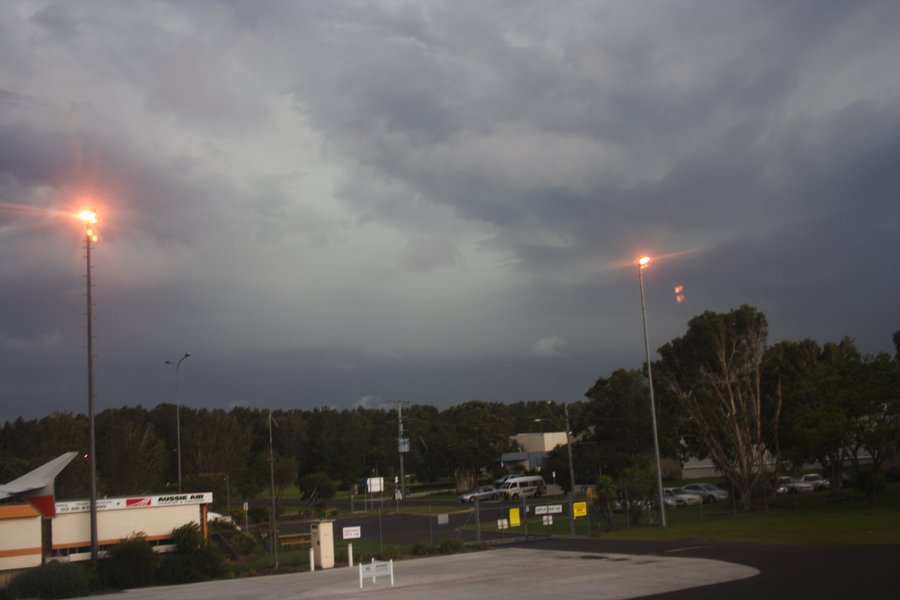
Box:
[3, 561, 92, 599]
[157, 523, 222, 584]
[103, 534, 157, 589]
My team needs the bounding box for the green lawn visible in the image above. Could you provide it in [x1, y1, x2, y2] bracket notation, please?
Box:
[592, 488, 900, 544]
[465, 487, 900, 545]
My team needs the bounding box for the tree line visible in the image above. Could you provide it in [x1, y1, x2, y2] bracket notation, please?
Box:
[2, 305, 897, 513]
[562, 306, 899, 512]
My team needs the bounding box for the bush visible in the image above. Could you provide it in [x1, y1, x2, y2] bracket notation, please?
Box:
[229, 531, 262, 556]
[103, 533, 157, 589]
[439, 538, 465, 554]
[299, 473, 338, 502]
[5, 561, 91, 599]
[857, 470, 887, 500]
[411, 542, 439, 556]
[374, 545, 401, 560]
[157, 523, 221, 584]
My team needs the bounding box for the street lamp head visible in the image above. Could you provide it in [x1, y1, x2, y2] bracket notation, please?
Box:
[78, 209, 99, 242]
[639, 256, 651, 269]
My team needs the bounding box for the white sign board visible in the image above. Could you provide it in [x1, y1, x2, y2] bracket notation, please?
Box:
[367, 477, 384, 493]
[343, 526, 362, 540]
[534, 504, 564, 516]
[56, 492, 213, 514]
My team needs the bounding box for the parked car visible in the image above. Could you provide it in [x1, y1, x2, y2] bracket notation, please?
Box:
[662, 489, 683, 508]
[494, 474, 512, 487]
[458, 485, 499, 503]
[665, 487, 703, 506]
[776, 476, 815, 494]
[677, 483, 729, 503]
[800, 473, 830, 491]
[499, 475, 546, 500]
[612, 496, 651, 513]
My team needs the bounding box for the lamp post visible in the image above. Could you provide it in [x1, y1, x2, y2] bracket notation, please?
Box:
[535, 405, 577, 538]
[165, 352, 191, 492]
[638, 256, 667, 528]
[563, 402, 576, 538]
[78, 209, 99, 564]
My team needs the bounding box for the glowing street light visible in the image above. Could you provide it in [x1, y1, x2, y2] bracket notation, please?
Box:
[165, 352, 192, 492]
[637, 255, 667, 528]
[78, 208, 100, 562]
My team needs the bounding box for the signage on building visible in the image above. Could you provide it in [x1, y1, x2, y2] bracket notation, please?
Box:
[56, 492, 213, 514]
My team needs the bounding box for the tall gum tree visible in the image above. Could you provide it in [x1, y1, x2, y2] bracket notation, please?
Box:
[656, 305, 780, 510]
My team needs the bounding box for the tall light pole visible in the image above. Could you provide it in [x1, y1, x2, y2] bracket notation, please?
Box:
[638, 256, 667, 527]
[563, 403, 576, 538]
[165, 352, 191, 492]
[268, 410, 279, 569]
[395, 400, 409, 498]
[78, 209, 99, 563]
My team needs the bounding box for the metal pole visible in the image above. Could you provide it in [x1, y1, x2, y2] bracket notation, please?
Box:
[564, 403, 576, 538]
[84, 230, 98, 564]
[638, 261, 667, 528]
[268, 411, 279, 569]
[398, 402, 406, 498]
[475, 497, 481, 542]
[225, 473, 231, 517]
[175, 353, 190, 492]
[176, 375, 181, 492]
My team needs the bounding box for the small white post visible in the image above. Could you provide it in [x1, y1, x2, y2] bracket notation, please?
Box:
[309, 548, 315, 572]
[348, 543, 354, 567]
[389, 559, 394, 586]
[359, 562, 363, 589]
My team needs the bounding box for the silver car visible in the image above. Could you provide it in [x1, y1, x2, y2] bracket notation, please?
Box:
[458, 485, 499, 503]
[800, 473, 830, 491]
[777, 477, 815, 494]
[677, 483, 729, 503]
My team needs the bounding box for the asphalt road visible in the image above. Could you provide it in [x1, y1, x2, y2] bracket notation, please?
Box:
[275, 496, 899, 598]
[511, 537, 900, 599]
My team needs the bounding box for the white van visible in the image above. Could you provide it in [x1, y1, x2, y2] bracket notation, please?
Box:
[499, 475, 546, 500]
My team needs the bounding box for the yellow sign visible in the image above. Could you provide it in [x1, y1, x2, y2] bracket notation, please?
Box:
[573, 501, 587, 518]
[509, 507, 521, 527]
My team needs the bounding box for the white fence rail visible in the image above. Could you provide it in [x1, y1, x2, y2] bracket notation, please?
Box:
[359, 558, 394, 588]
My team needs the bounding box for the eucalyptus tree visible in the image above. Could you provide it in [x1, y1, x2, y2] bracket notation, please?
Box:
[656, 305, 780, 509]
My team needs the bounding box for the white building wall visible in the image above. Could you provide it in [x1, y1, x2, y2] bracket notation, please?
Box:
[52, 504, 201, 550]
[513, 432, 568, 453]
[0, 507, 42, 571]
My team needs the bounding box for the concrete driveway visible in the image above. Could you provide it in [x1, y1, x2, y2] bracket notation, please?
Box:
[68, 547, 757, 600]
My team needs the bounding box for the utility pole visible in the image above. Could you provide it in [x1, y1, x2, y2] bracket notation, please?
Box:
[564, 402, 576, 538]
[395, 400, 409, 497]
[268, 410, 279, 569]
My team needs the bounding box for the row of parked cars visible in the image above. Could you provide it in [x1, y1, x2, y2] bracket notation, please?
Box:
[458, 474, 547, 503]
[460, 472, 837, 505]
[776, 473, 830, 494]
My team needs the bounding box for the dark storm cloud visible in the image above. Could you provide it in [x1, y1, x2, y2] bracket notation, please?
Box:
[1, 0, 898, 421]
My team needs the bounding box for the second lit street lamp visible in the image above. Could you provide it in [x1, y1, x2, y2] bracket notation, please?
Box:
[638, 256, 667, 528]
[78, 209, 100, 563]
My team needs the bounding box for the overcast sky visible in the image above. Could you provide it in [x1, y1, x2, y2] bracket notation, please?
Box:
[1, 0, 898, 422]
